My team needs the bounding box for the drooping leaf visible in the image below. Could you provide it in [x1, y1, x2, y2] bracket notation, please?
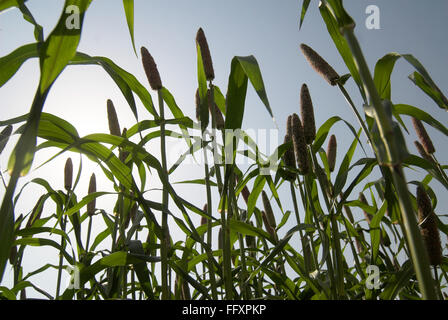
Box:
[402, 54, 448, 111]
[374, 52, 401, 100]
[0, 43, 38, 88]
[299, 0, 311, 29]
[122, 0, 136, 54]
[0, 0, 28, 13]
[318, 1, 366, 101]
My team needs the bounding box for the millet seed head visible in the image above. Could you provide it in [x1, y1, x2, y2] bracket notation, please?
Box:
[196, 28, 215, 81]
[107, 99, 121, 136]
[414, 140, 434, 164]
[282, 134, 297, 181]
[417, 186, 442, 266]
[326, 134, 337, 172]
[300, 43, 340, 86]
[208, 89, 224, 129]
[201, 204, 208, 226]
[87, 173, 96, 216]
[286, 115, 293, 138]
[64, 158, 73, 191]
[358, 192, 372, 224]
[291, 113, 309, 175]
[141, 46, 162, 90]
[300, 84, 316, 144]
[411, 117, 435, 154]
[262, 190, 276, 229]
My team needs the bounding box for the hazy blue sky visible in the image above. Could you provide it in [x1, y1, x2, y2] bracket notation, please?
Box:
[1, 0, 447, 297]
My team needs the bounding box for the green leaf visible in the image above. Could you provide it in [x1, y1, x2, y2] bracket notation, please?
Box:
[64, 192, 113, 216]
[235, 56, 273, 119]
[299, 0, 311, 29]
[0, 0, 27, 13]
[127, 240, 154, 299]
[402, 54, 448, 111]
[393, 104, 448, 136]
[122, 0, 136, 55]
[225, 55, 273, 130]
[246, 175, 266, 219]
[325, 0, 355, 30]
[160, 87, 192, 146]
[71, 53, 157, 118]
[14, 238, 74, 265]
[225, 57, 248, 130]
[228, 220, 271, 240]
[0, 286, 16, 300]
[369, 200, 388, 263]
[196, 42, 209, 131]
[380, 260, 414, 300]
[17, 1, 44, 42]
[374, 52, 401, 100]
[61, 251, 158, 300]
[319, 1, 365, 101]
[0, 43, 39, 88]
[333, 129, 361, 195]
[39, 0, 92, 93]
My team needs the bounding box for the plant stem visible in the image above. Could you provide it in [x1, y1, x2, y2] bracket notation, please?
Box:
[343, 27, 437, 299]
[55, 215, 67, 299]
[202, 145, 218, 299]
[309, 148, 345, 298]
[289, 182, 309, 273]
[85, 216, 93, 253]
[303, 174, 337, 299]
[158, 90, 170, 300]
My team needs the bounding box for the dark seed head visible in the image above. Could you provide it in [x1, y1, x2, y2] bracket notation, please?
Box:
[26, 196, 44, 228]
[300, 44, 339, 86]
[201, 204, 208, 226]
[107, 99, 121, 136]
[291, 113, 309, 175]
[282, 134, 297, 181]
[141, 46, 162, 90]
[87, 173, 96, 216]
[412, 118, 435, 154]
[414, 140, 433, 164]
[196, 28, 215, 81]
[300, 84, 316, 144]
[343, 205, 354, 224]
[286, 115, 293, 138]
[261, 210, 277, 241]
[326, 134, 337, 172]
[417, 186, 442, 266]
[241, 185, 250, 204]
[218, 227, 223, 251]
[262, 190, 276, 229]
[208, 89, 224, 129]
[64, 158, 73, 191]
[355, 226, 365, 254]
[245, 221, 256, 248]
[359, 192, 372, 224]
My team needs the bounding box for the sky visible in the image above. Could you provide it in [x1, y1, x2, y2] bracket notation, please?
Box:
[0, 0, 447, 298]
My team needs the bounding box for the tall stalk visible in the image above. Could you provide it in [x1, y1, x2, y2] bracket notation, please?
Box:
[202, 142, 218, 299]
[158, 91, 171, 299]
[342, 27, 437, 299]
